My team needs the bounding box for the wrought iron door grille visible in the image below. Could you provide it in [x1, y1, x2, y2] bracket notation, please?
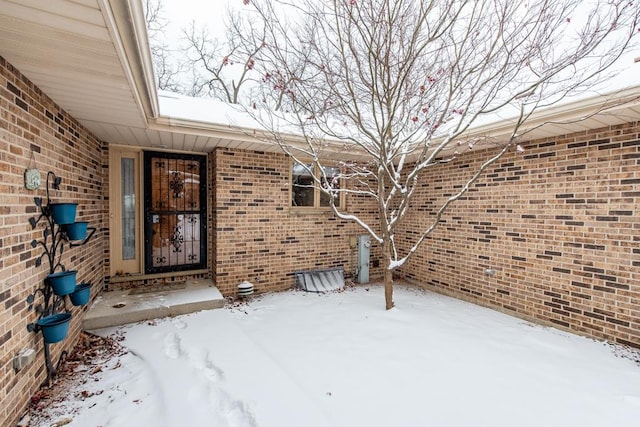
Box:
[144, 152, 207, 273]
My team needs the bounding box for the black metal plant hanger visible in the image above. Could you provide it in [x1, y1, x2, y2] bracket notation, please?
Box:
[25, 172, 96, 387]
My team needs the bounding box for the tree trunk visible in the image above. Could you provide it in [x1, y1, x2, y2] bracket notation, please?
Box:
[382, 233, 395, 310]
[384, 267, 394, 310]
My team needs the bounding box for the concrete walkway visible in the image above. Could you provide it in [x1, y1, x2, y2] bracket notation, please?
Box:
[83, 279, 225, 330]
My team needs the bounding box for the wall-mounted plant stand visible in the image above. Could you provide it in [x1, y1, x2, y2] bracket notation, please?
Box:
[25, 172, 96, 387]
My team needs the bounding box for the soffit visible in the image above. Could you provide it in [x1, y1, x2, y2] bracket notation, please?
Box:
[0, 0, 145, 129]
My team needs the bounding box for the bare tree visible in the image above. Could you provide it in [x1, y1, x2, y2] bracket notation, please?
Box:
[246, 0, 639, 309]
[144, 0, 267, 102]
[144, 0, 186, 92]
[182, 7, 268, 103]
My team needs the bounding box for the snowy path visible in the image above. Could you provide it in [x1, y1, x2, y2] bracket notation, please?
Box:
[114, 309, 335, 427]
[57, 285, 640, 426]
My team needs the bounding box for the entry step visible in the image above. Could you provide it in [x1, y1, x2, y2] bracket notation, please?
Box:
[83, 279, 225, 330]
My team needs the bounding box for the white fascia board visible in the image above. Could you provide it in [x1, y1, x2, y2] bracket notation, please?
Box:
[101, 0, 159, 123]
[458, 86, 640, 142]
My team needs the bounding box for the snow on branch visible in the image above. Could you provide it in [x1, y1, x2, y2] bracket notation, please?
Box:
[238, 0, 638, 309]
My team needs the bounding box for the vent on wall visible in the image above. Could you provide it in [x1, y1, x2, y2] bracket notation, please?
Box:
[295, 267, 344, 292]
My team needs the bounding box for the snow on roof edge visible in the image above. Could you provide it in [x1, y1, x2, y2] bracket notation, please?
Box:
[157, 76, 640, 143]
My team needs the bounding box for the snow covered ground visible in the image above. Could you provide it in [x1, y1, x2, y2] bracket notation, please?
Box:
[28, 285, 640, 426]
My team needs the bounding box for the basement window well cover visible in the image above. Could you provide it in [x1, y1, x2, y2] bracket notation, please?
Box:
[295, 268, 345, 292]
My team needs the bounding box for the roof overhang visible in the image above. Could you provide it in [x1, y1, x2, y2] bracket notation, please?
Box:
[0, 0, 155, 134]
[462, 86, 640, 145]
[0, 0, 261, 152]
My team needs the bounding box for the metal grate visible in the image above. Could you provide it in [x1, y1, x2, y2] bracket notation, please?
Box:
[295, 267, 345, 292]
[144, 152, 207, 273]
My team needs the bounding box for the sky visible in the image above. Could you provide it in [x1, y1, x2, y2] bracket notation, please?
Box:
[161, 0, 240, 42]
[156, 0, 639, 95]
[157, 0, 639, 92]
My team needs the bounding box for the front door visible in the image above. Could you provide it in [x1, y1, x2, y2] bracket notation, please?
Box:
[143, 151, 207, 273]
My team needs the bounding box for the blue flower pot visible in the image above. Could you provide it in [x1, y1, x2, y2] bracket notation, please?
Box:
[64, 221, 88, 240]
[37, 313, 72, 344]
[47, 270, 77, 296]
[69, 283, 91, 306]
[49, 203, 78, 225]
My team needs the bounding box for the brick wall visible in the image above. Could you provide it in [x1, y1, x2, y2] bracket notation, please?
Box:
[0, 57, 106, 426]
[212, 148, 382, 295]
[106, 271, 211, 292]
[397, 122, 640, 348]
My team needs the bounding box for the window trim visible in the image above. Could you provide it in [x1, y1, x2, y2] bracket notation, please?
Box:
[108, 146, 143, 276]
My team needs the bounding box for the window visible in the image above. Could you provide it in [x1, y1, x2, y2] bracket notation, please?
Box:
[319, 166, 340, 207]
[121, 157, 136, 260]
[291, 162, 342, 209]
